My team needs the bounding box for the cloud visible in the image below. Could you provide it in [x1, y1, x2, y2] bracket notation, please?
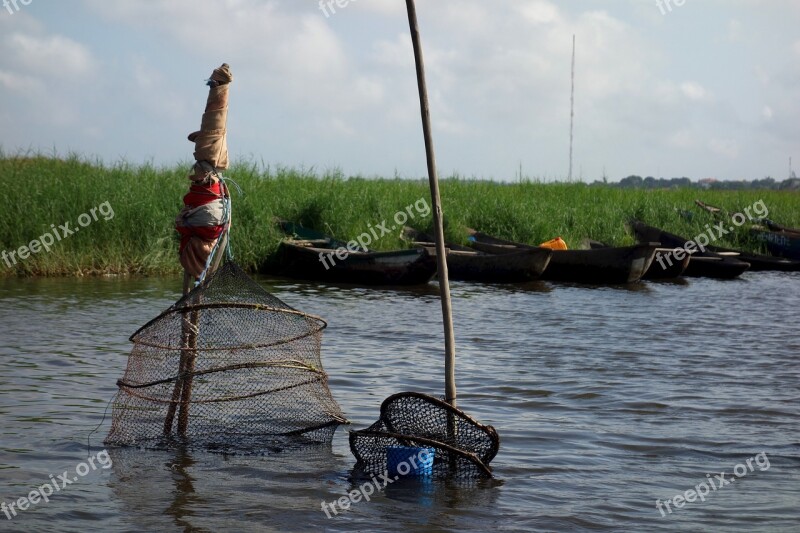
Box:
[518, 1, 561, 25]
[667, 129, 694, 149]
[727, 19, 742, 42]
[680, 82, 710, 102]
[709, 138, 739, 159]
[0, 14, 98, 129]
[4, 33, 95, 76]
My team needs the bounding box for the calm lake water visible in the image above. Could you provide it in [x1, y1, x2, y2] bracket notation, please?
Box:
[1, 272, 798, 532]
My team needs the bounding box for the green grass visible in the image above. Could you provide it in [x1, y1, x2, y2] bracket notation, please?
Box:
[2, 154, 799, 276]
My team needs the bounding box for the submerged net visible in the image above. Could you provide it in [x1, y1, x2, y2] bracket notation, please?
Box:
[349, 392, 499, 478]
[105, 262, 348, 452]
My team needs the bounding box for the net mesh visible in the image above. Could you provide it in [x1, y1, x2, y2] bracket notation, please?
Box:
[349, 392, 499, 478]
[105, 262, 348, 453]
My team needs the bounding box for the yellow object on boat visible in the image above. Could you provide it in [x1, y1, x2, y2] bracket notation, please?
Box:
[539, 237, 568, 250]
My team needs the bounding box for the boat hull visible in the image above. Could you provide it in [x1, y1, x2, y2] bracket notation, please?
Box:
[277, 241, 437, 285]
[445, 248, 552, 283]
[684, 257, 750, 279]
[754, 229, 800, 261]
[644, 249, 691, 279]
[468, 233, 657, 284]
[632, 220, 800, 272]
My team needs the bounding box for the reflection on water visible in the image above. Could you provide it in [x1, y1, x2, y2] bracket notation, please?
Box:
[0, 272, 799, 532]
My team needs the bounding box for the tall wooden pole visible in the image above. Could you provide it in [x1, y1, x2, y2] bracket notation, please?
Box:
[405, 0, 457, 409]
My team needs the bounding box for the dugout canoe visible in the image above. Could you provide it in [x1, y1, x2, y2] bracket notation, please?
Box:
[277, 240, 437, 285]
[467, 231, 658, 284]
[643, 248, 691, 280]
[631, 220, 800, 272]
[590, 241, 689, 280]
[752, 227, 800, 261]
[403, 228, 552, 283]
[684, 256, 750, 279]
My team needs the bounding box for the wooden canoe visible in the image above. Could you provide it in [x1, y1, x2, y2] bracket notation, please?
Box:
[752, 227, 800, 261]
[403, 228, 552, 283]
[277, 240, 437, 285]
[591, 241, 689, 280]
[684, 256, 750, 279]
[467, 231, 658, 284]
[644, 248, 691, 279]
[631, 220, 800, 272]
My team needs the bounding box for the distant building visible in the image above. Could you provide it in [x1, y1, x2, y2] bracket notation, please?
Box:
[698, 178, 718, 189]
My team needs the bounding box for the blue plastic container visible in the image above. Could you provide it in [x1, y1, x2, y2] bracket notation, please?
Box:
[386, 446, 435, 478]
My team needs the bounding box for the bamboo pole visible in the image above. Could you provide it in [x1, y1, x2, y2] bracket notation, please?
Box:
[177, 306, 199, 436]
[163, 271, 195, 436]
[405, 0, 457, 409]
[175, 228, 227, 436]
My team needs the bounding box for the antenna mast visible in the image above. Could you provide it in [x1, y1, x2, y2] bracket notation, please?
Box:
[568, 34, 575, 182]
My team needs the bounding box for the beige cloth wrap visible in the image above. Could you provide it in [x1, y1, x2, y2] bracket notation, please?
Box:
[188, 63, 234, 176]
[181, 238, 218, 278]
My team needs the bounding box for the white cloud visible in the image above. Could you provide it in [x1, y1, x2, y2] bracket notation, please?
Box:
[0, 18, 98, 129]
[762, 106, 773, 120]
[518, 1, 561, 25]
[680, 82, 709, 101]
[354, 0, 406, 17]
[0, 69, 45, 95]
[5, 33, 95, 76]
[667, 129, 694, 149]
[727, 19, 742, 42]
[794, 40, 800, 56]
[709, 138, 739, 159]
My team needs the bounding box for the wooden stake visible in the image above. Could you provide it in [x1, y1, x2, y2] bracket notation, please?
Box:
[175, 229, 228, 436]
[163, 271, 194, 436]
[405, 0, 457, 409]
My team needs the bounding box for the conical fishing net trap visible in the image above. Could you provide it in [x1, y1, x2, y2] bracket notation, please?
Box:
[105, 262, 348, 452]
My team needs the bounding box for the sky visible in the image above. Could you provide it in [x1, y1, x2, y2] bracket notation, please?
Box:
[0, 0, 798, 182]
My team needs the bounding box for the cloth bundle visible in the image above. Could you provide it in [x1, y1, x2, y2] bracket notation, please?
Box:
[176, 64, 234, 278]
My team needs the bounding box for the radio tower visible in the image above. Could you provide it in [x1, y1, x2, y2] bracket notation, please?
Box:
[568, 35, 575, 182]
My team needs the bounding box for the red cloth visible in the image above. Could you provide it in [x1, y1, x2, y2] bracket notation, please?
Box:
[175, 179, 228, 278]
[183, 181, 223, 208]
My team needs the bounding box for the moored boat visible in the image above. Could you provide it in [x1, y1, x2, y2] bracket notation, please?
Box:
[644, 248, 691, 280]
[631, 220, 800, 272]
[752, 227, 800, 261]
[684, 256, 750, 279]
[467, 231, 658, 284]
[277, 240, 437, 285]
[403, 228, 552, 283]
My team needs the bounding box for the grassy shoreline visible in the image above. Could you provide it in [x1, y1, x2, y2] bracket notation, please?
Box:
[2, 155, 799, 277]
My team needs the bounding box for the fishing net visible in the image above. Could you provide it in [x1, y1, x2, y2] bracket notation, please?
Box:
[349, 392, 499, 478]
[105, 261, 348, 453]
